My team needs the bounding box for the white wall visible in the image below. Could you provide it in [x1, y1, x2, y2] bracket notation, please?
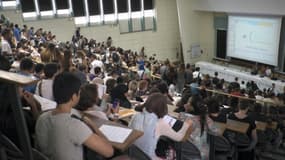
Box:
[0, 0, 180, 61]
[176, 0, 215, 65]
[176, 0, 285, 65]
[192, 0, 285, 16]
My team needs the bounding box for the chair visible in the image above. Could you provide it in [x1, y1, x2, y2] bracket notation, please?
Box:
[128, 145, 151, 160]
[175, 140, 201, 160]
[0, 133, 23, 159]
[0, 133, 49, 160]
[224, 119, 255, 160]
[208, 131, 233, 160]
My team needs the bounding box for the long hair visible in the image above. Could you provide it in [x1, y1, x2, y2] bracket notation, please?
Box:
[189, 95, 208, 136]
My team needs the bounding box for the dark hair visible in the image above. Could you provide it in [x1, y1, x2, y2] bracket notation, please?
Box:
[0, 55, 11, 71]
[35, 63, 45, 74]
[238, 99, 250, 110]
[189, 95, 207, 136]
[20, 58, 34, 71]
[44, 63, 58, 78]
[254, 103, 262, 113]
[76, 84, 98, 111]
[53, 72, 81, 104]
[94, 67, 101, 74]
[106, 79, 116, 94]
[116, 76, 124, 84]
[2, 28, 11, 37]
[206, 97, 220, 114]
[144, 93, 168, 118]
[157, 82, 168, 94]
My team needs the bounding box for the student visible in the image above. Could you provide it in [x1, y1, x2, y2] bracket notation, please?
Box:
[75, 84, 110, 120]
[35, 63, 59, 100]
[19, 58, 37, 93]
[182, 95, 217, 160]
[206, 97, 227, 123]
[129, 93, 191, 158]
[36, 72, 114, 160]
[228, 99, 257, 160]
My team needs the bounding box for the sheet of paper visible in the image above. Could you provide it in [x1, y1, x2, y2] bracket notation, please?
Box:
[99, 125, 132, 143]
[34, 94, 57, 111]
[163, 115, 177, 127]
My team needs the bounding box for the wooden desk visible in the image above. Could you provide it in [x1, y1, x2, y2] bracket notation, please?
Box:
[167, 104, 179, 118]
[255, 121, 267, 131]
[213, 122, 227, 135]
[151, 74, 161, 79]
[118, 108, 137, 119]
[0, 70, 38, 86]
[85, 113, 143, 151]
[226, 119, 249, 134]
[267, 121, 278, 130]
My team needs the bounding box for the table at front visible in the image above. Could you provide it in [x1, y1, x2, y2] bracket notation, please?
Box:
[85, 113, 143, 151]
[196, 61, 285, 93]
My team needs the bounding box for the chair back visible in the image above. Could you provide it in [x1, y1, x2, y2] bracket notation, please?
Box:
[128, 145, 151, 160]
[0, 134, 23, 159]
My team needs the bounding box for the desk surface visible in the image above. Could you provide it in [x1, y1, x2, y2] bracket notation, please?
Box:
[226, 119, 249, 134]
[0, 70, 38, 85]
[86, 113, 143, 151]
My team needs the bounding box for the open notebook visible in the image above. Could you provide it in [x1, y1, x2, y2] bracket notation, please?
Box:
[99, 125, 132, 143]
[34, 94, 57, 111]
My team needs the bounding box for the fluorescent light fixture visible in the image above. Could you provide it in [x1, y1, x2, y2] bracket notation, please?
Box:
[2, 1, 17, 7]
[74, 16, 88, 25]
[104, 14, 115, 22]
[144, 9, 154, 17]
[118, 13, 129, 20]
[23, 12, 37, 18]
[57, 9, 70, 15]
[40, 10, 53, 16]
[90, 15, 102, 23]
[131, 11, 142, 19]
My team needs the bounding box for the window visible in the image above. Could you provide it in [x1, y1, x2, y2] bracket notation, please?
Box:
[143, 0, 153, 10]
[130, 0, 140, 12]
[55, 0, 68, 9]
[103, 0, 114, 14]
[117, 0, 128, 13]
[72, 0, 85, 17]
[38, 0, 52, 11]
[88, 0, 100, 15]
[20, 0, 36, 12]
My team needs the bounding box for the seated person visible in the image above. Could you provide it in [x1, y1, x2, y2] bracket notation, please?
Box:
[129, 93, 192, 158]
[36, 72, 114, 160]
[228, 99, 257, 160]
[128, 80, 138, 100]
[19, 58, 37, 93]
[75, 83, 112, 120]
[110, 82, 132, 108]
[206, 97, 227, 123]
[181, 94, 217, 160]
[35, 63, 59, 100]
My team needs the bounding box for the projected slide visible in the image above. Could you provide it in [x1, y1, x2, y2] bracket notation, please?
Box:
[227, 15, 281, 66]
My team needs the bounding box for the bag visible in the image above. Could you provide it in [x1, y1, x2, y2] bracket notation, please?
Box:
[155, 136, 176, 160]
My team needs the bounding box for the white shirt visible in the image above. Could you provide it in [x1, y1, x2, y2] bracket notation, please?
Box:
[90, 59, 104, 74]
[1, 39, 12, 55]
[193, 71, 202, 79]
[35, 79, 54, 101]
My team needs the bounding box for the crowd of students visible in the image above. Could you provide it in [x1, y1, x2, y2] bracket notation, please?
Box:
[0, 15, 285, 160]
